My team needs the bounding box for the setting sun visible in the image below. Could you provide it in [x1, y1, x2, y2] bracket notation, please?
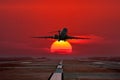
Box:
[50, 40, 72, 54]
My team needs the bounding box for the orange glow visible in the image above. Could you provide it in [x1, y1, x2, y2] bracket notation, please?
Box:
[50, 40, 72, 54]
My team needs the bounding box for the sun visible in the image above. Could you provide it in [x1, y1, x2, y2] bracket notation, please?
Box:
[50, 40, 72, 54]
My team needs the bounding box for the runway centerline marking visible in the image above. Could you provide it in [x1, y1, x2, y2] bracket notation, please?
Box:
[49, 60, 63, 80]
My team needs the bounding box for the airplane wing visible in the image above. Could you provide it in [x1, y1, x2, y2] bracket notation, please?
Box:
[67, 36, 90, 39]
[32, 36, 54, 39]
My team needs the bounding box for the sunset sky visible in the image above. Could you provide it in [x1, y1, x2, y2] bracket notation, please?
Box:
[0, 0, 120, 57]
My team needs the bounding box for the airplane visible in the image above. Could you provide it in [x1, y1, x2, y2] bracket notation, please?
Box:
[32, 28, 90, 41]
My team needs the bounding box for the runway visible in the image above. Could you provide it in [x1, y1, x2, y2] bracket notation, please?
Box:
[0, 57, 120, 80]
[49, 60, 63, 80]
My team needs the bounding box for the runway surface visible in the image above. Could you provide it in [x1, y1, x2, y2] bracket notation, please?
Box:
[0, 57, 120, 80]
[49, 60, 63, 80]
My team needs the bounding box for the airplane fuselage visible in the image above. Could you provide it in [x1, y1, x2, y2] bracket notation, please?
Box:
[58, 28, 68, 41]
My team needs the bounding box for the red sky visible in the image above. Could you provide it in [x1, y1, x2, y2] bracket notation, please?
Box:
[0, 0, 120, 57]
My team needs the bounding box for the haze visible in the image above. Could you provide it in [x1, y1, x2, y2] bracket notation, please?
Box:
[0, 0, 120, 57]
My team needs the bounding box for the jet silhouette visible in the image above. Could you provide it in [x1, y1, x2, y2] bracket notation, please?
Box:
[32, 28, 90, 41]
